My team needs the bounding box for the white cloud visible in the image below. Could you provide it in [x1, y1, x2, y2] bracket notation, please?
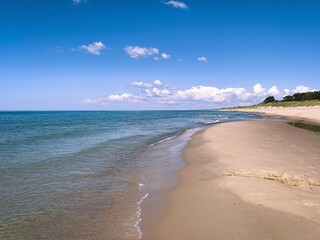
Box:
[145, 88, 171, 98]
[79, 41, 106, 55]
[291, 86, 316, 94]
[154, 80, 163, 86]
[197, 57, 207, 62]
[81, 82, 316, 107]
[129, 80, 163, 89]
[284, 86, 315, 96]
[165, 1, 188, 9]
[130, 81, 153, 88]
[171, 86, 249, 102]
[253, 84, 280, 97]
[267, 86, 280, 96]
[284, 89, 291, 96]
[153, 53, 171, 61]
[292, 86, 312, 94]
[124, 45, 159, 59]
[107, 93, 134, 102]
[161, 53, 171, 59]
[253, 83, 266, 96]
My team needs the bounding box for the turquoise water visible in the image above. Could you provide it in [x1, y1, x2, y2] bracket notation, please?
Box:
[0, 111, 262, 239]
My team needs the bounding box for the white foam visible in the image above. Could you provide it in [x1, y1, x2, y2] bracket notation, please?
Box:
[204, 119, 220, 125]
[134, 192, 149, 239]
[148, 134, 179, 147]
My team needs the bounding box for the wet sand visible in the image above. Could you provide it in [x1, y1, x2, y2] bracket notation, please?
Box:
[152, 120, 320, 239]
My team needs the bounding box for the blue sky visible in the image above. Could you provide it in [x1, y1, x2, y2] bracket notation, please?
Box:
[1, 0, 319, 110]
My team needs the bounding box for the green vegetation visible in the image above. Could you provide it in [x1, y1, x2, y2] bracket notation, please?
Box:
[223, 91, 320, 109]
[223, 99, 320, 110]
[255, 91, 320, 107]
[254, 99, 320, 108]
[262, 96, 275, 104]
[285, 91, 320, 102]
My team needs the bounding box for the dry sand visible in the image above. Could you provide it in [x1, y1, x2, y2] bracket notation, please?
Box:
[151, 120, 320, 240]
[230, 106, 320, 123]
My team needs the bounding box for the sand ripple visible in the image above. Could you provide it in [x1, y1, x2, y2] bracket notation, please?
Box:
[225, 170, 320, 189]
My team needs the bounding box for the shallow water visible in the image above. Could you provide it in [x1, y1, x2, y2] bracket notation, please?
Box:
[0, 111, 263, 239]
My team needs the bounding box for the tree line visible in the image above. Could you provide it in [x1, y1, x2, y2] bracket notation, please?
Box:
[262, 91, 320, 104]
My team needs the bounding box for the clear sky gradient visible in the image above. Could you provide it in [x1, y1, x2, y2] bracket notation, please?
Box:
[1, 0, 319, 110]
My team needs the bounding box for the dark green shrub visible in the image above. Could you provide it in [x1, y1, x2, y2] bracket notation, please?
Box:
[283, 95, 294, 101]
[282, 91, 320, 102]
[262, 96, 275, 104]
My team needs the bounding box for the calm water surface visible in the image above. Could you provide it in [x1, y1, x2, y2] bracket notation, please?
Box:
[0, 111, 262, 239]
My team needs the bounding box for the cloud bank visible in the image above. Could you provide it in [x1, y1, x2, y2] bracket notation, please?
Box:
[81, 81, 315, 108]
[130, 81, 153, 88]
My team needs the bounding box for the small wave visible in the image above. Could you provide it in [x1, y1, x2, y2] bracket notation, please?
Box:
[147, 130, 187, 147]
[203, 119, 220, 125]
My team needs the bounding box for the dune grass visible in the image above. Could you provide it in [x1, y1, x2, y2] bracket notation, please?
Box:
[223, 100, 320, 110]
[254, 100, 320, 108]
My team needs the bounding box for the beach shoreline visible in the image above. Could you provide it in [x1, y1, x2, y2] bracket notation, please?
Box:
[148, 117, 320, 239]
[222, 106, 320, 124]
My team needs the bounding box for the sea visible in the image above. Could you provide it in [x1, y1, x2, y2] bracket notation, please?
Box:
[0, 110, 263, 240]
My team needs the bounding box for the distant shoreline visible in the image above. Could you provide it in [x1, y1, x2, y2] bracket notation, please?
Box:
[221, 105, 320, 124]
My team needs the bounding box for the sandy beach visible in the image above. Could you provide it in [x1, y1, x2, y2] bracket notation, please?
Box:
[150, 119, 320, 240]
[229, 106, 320, 123]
